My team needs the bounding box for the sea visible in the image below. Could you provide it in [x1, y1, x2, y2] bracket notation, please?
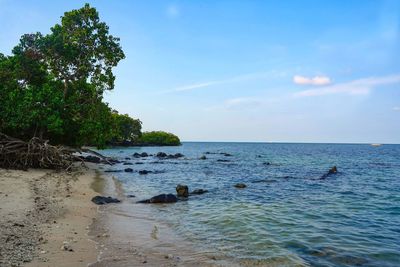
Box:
[94, 142, 400, 267]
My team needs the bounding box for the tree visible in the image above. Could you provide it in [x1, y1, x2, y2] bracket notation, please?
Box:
[0, 4, 125, 148]
[41, 3, 125, 98]
[111, 112, 142, 144]
[138, 131, 181, 146]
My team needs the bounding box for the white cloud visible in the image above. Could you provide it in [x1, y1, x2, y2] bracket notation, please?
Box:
[393, 106, 400, 111]
[166, 4, 180, 18]
[173, 81, 222, 92]
[293, 75, 331, 86]
[294, 74, 400, 97]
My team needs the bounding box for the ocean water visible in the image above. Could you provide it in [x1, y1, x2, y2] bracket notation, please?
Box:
[99, 142, 400, 267]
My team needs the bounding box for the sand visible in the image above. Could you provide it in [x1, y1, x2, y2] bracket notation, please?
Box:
[0, 166, 98, 267]
[0, 165, 224, 267]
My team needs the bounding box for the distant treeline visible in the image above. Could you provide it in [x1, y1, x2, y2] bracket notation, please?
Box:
[0, 4, 179, 148]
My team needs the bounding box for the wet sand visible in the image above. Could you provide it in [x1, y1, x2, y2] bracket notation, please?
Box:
[89, 172, 230, 267]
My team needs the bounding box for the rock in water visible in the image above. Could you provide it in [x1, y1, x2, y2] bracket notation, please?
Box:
[190, 189, 209, 195]
[176, 184, 189, 198]
[139, 170, 152, 175]
[137, 194, 178, 204]
[83, 155, 101, 163]
[124, 168, 133, 172]
[199, 155, 207, 160]
[104, 169, 123, 173]
[156, 152, 167, 158]
[320, 166, 338, 179]
[234, 183, 247, 189]
[328, 166, 337, 174]
[91, 196, 121, 205]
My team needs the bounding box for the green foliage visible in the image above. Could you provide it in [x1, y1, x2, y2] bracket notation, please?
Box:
[111, 112, 142, 144]
[0, 4, 125, 148]
[42, 3, 125, 96]
[0, 4, 180, 149]
[138, 131, 181, 146]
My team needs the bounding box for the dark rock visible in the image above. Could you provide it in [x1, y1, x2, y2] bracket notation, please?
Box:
[139, 170, 152, 175]
[263, 162, 271, 165]
[234, 183, 247, 189]
[320, 166, 338, 179]
[125, 157, 131, 160]
[104, 169, 123, 173]
[156, 152, 168, 158]
[127, 194, 136, 198]
[84, 155, 101, 163]
[222, 153, 232, 157]
[124, 168, 134, 172]
[156, 152, 184, 159]
[217, 159, 230, 162]
[199, 155, 207, 160]
[140, 152, 149, 157]
[190, 189, 208, 195]
[133, 152, 141, 158]
[135, 162, 144, 165]
[137, 194, 178, 204]
[123, 162, 133, 165]
[329, 166, 338, 174]
[91, 196, 121, 205]
[107, 158, 121, 164]
[176, 184, 189, 198]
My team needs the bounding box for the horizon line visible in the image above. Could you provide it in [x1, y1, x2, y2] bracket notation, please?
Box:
[180, 140, 400, 145]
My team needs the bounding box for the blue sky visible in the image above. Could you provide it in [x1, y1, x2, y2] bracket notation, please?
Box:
[1, 0, 399, 143]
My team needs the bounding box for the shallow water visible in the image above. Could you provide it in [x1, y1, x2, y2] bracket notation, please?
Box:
[99, 142, 400, 267]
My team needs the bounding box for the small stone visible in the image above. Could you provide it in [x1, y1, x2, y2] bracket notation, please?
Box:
[199, 155, 207, 160]
[176, 184, 189, 198]
[190, 189, 208, 195]
[234, 183, 247, 189]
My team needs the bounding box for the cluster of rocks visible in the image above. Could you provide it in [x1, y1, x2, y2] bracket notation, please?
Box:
[156, 152, 184, 159]
[137, 184, 209, 204]
[78, 155, 121, 164]
[133, 152, 150, 158]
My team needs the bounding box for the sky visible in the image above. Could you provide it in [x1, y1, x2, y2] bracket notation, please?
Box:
[1, 0, 399, 143]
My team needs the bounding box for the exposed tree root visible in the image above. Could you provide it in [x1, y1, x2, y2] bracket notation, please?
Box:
[0, 133, 110, 170]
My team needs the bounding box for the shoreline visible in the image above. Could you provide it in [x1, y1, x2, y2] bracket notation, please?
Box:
[0, 164, 225, 267]
[90, 168, 225, 267]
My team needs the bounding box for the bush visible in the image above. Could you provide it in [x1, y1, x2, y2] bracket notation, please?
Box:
[137, 131, 181, 146]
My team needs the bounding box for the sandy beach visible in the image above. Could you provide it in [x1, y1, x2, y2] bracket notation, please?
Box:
[0, 166, 98, 267]
[0, 164, 213, 267]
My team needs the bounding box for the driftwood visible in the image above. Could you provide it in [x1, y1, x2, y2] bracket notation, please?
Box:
[0, 133, 110, 170]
